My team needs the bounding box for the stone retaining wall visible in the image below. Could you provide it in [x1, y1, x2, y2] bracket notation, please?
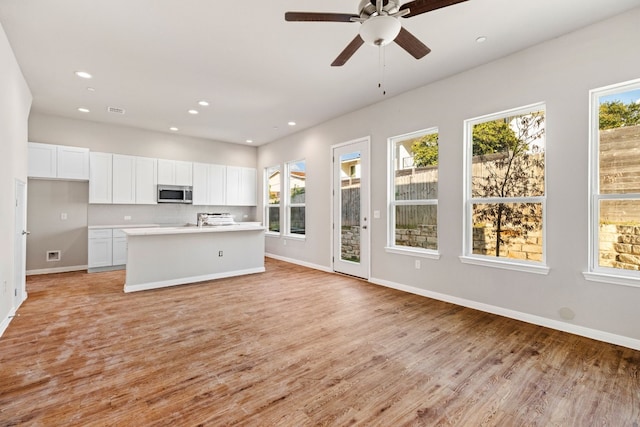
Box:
[599, 224, 640, 270]
[341, 226, 361, 262]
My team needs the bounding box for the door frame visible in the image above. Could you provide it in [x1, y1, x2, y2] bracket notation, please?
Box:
[330, 136, 371, 279]
[14, 179, 27, 308]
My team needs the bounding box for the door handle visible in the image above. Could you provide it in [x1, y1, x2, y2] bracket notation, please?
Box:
[22, 230, 30, 235]
[362, 225, 367, 230]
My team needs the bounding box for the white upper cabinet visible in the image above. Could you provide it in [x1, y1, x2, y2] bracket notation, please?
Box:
[226, 166, 256, 206]
[158, 159, 193, 186]
[89, 152, 113, 204]
[28, 142, 89, 180]
[28, 143, 56, 178]
[135, 156, 157, 204]
[57, 145, 90, 180]
[193, 163, 226, 206]
[175, 161, 193, 186]
[112, 154, 137, 204]
[92, 154, 158, 205]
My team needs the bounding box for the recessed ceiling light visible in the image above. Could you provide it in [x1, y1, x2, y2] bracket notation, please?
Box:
[87, 87, 96, 92]
[476, 36, 487, 43]
[246, 139, 253, 144]
[188, 109, 199, 115]
[75, 71, 92, 79]
[77, 107, 90, 113]
[169, 127, 179, 132]
[288, 121, 296, 126]
[198, 100, 210, 107]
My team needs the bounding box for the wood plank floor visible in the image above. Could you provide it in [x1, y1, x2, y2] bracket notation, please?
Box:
[1, 258, 639, 426]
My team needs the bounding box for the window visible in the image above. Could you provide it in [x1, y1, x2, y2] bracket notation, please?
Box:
[462, 103, 548, 273]
[286, 160, 306, 236]
[586, 79, 640, 286]
[265, 165, 280, 233]
[388, 128, 439, 256]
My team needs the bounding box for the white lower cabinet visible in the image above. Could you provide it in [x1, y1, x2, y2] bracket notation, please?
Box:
[112, 229, 128, 265]
[88, 228, 127, 270]
[88, 229, 113, 268]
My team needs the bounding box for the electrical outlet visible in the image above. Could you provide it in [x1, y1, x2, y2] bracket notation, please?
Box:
[124, 216, 132, 221]
[415, 260, 421, 269]
[374, 210, 380, 219]
[218, 251, 223, 257]
[283, 239, 287, 246]
[60, 212, 68, 220]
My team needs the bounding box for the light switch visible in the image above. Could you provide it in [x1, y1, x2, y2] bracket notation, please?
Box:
[373, 210, 380, 219]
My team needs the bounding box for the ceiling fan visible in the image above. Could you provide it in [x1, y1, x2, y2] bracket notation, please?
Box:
[285, 0, 469, 66]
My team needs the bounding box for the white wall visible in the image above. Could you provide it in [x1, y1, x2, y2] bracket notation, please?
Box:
[0, 21, 32, 333]
[29, 113, 257, 167]
[258, 9, 640, 347]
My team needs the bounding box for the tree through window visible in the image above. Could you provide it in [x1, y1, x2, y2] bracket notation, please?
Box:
[464, 104, 546, 265]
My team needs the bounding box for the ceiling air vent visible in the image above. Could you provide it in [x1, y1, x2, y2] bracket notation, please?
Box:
[107, 106, 126, 115]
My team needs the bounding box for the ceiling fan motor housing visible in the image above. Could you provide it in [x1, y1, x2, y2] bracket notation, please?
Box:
[359, 0, 400, 18]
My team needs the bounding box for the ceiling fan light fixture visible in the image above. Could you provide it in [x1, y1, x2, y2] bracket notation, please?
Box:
[359, 15, 401, 46]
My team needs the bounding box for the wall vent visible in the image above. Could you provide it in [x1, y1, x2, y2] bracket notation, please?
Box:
[107, 106, 126, 115]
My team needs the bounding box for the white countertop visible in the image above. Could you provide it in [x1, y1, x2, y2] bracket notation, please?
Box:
[122, 223, 265, 236]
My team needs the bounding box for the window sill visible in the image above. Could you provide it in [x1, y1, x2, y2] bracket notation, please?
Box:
[583, 271, 640, 288]
[385, 246, 441, 260]
[459, 255, 550, 275]
[265, 232, 281, 238]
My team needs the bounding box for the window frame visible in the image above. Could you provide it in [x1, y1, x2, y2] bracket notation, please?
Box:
[285, 159, 306, 239]
[386, 127, 440, 259]
[584, 78, 640, 287]
[460, 102, 549, 274]
[264, 164, 281, 236]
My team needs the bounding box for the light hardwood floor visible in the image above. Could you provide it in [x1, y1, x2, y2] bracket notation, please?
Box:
[1, 258, 639, 426]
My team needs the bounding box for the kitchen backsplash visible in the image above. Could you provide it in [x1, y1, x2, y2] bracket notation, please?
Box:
[88, 204, 257, 226]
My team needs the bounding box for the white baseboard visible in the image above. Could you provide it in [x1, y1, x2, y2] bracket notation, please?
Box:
[124, 267, 266, 293]
[265, 253, 332, 273]
[0, 307, 17, 338]
[27, 265, 88, 276]
[369, 276, 640, 351]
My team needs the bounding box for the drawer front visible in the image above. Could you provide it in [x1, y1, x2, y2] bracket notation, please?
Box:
[89, 228, 113, 239]
[112, 229, 127, 238]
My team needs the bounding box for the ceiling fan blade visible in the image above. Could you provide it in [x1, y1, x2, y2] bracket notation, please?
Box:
[331, 35, 365, 67]
[399, 0, 468, 18]
[394, 27, 431, 59]
[285, 12, 359, 22]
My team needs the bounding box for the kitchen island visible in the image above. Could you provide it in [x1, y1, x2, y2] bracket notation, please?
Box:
[122, 224, 265, 293]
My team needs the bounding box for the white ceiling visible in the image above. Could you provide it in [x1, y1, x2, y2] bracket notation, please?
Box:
[1, 0, 639, 146]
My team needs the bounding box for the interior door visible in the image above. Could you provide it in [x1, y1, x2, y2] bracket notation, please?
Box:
[14, 179, 27, 307]
[332, 138, 370, 279]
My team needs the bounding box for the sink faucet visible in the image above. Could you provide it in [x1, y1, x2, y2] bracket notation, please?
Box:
[197, 213, 208, 227]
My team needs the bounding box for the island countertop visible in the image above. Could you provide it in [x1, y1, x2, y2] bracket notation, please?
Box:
[122, 223, 264, 236]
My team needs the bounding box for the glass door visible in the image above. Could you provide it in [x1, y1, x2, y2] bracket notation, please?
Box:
[332, 138, 370, 278]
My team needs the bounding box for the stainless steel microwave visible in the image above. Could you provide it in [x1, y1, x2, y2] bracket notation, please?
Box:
[157, 185, 193, 204]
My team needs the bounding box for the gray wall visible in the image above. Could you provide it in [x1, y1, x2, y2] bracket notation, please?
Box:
[26, 114, 258, 272]
[26, 180, 88, 271]
[0, 21, 32, 328]
[258, 9, 640, 344]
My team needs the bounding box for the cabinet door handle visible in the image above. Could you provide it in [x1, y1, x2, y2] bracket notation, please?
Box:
[22, 230, 31, 235]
